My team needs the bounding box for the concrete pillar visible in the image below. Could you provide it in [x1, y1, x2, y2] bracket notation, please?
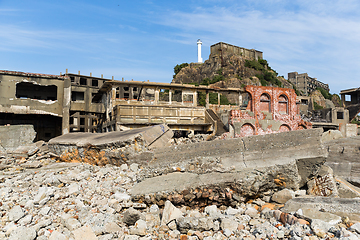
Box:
[62, 78, 71, 135]
[206, 91, 209, 109]
[111, 87, 116, 120]
[218, 93, 221, 105]
[169, 90, 172, 104]
[155, 88, 159, 104]
[193, 90, 198, 107]
[238, 93, 242, 107]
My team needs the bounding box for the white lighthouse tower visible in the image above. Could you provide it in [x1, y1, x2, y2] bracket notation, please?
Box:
[197, 39, 203, 63]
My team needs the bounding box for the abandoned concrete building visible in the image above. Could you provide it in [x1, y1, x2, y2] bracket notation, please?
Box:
[340, 87, 360, 121]
[2, 68, 357, 142]
[288, 72, 330, 95]
[210, 42, 263, 60]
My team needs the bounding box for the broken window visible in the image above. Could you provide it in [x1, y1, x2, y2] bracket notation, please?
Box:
[16, 82, 57, 101]
[159, 89, 169, 102]
[278, 95, 288, 114]
[144, 88, 155, 101]
[71, 91, 84, 101]
[301, 99, 308, 105]
[337, 111, 344, 119]
[183, 94, 193, 104]
[80, 78, 87, 85]
[92, 80, 98, 87]
[260, 93, 271, 112]
[241, 92, 252, 110]
[70, 77, 75, 82]
[171, 90, 182, 103]
[124, 87, 129, 91]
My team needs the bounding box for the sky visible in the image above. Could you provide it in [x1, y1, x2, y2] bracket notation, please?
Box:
[0, 0, 359, 94]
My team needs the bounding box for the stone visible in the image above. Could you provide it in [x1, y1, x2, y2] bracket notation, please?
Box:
[349, 222, 360, 234]
[244, 206, 258, 218]
[130, 163, 139, 172]
[68, 183, 80, 195]
[271, 189, 294, 204]
[220, 218, 238, 232]
[129, 219, 147, 236]
[18, 214, 32, 225]
[113, 192, 131, 202]
[20, 161, 42, 169]
[72, 225, 97, 240]
[8, 226, 36, 240]
[61, 213, 81, 231]
[39, 206, 51, 215]
[160, 200, 183, 226]
[48, 230, 68, 240]
[8, 205, 25, 222]
[104, 222, 122, 233]
[204, 205, 221, 218]
[335, 176, 360, 198]
[123, 208, 142, 226]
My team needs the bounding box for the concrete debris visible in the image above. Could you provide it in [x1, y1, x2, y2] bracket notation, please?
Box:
[48, 124, 173, 166]
[131, 128, 327, 198]
[321, 130, 343, 142]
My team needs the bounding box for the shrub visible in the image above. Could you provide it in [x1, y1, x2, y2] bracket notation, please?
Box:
[173, 63, 189, 78]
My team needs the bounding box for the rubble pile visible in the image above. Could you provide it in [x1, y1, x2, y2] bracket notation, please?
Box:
[0, 156, 360, 240]
[169, 134, 211, 146]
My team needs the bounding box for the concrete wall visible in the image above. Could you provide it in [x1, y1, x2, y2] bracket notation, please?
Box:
[210, 42, 263, 60]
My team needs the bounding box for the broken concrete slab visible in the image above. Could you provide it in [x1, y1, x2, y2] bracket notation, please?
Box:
[131, 128, 327, 200]
[335, 176, 360, 198]
[48, 124, 172, 166]
[0, 125, 36, 152]
[324, 135, 360, 186]
[282, 197, 360, 221]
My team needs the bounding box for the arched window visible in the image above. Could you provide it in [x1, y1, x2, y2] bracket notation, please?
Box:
[278, 94, 288, 114]
[241, 92, 252, 111]
[240, 123, 255, 137]
[260, 93, 271, 112]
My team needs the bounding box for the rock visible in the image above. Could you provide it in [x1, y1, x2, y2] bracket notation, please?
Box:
[271, 189, 294, 204]
[160, 200, 183, 226]
[349, 222, 360, 234]
[61, 214, 81, 231]
[18, 214, 32, 225]
[220, 218, 238, 232]
[104, 222, 122, 233]
[113, 192, 131, 202]
[123, 208, 142, 226]
[297, 208, 341, 224]
[8, 205, 25, 222]
[321, 130, 343, 142]
[205, 205, 221, 218]
[129, 219, 147, 236]
[72, 225, 97, 240]
[244, 206, 258, 218]
[20, 161, 42, 169]
[8, 226, 36, 240]
[48, 230, 68, 240]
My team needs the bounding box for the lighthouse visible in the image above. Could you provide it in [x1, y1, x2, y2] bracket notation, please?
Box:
[197, 39, 203, 63]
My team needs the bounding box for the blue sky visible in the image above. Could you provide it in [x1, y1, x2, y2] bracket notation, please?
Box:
[0, 0, 359, 94]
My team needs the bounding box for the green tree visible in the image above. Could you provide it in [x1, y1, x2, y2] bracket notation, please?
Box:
[173, 63, 189, 78]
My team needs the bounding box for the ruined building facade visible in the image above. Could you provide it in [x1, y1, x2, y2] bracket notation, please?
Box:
[210, 42, 263, 60]
[288, 72, 330, 95]
[0, 69, 314, 141]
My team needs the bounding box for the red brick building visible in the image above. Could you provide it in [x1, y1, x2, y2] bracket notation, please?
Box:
[229, 85, 311, 137]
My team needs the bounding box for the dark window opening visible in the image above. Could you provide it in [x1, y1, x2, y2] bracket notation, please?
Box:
[70, 77, 75, 82]
[124, 93, 129, 99]
[80, 128, 85, 132]
[69, 117, 74, 125]
[337, 112, 344, 119]
[133, 87, 137, 91]
[80, 78, 87, 85]
[80, 118, 85, 125]
[133, 95, 138, 99]
[16, 82, 57, 101]
[116, 93, 120, 98]
[301, 99, 308, 105]
[71, 91, 84, 101]
[92, 80, 98, 87]
[124, 87, 129, 91]
[45, 133, 51, 138]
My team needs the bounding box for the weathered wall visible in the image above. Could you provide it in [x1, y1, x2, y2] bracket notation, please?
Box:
[210, 42, 263, 60]
[0, 71, 67, 116]
[229, 85, 311, 137]
[0, 125, 36, 151]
